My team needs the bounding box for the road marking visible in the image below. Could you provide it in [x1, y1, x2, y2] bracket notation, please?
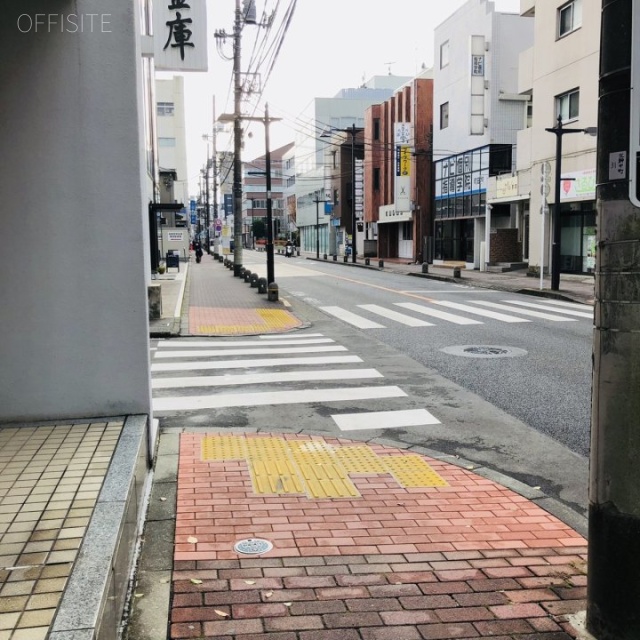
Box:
[157, 338, 334, 348]
[502, 300, 593, 318]
[152, 368, 383, 389]
[534, 299, 593, 311]
[431, 300, 530, 323]
[394, 302, 482, 325]
[153, 385, 407, 412]
[153, 345, 347, 358]
[357, 304, 434, 327]
[331, 408, 441, 432]
[151, 354, 363, 372]
[258, 333, 326, 339]
[468, 300, 576, 322]
[320, 306, 386, 329]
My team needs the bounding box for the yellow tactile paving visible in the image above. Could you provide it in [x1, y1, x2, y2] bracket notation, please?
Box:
[335, 446, 388, 474]
[256, 309, 302, 329]
[245, 437, 304, 495]
[201, 435, 247, 460]
[288, 440, 360, 499]
[200, 435, 447, 498]
[382, 454, 449, 488]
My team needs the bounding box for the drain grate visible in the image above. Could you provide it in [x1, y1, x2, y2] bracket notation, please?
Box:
[234, 538, 274, 555]
[441, 345, 528, 359]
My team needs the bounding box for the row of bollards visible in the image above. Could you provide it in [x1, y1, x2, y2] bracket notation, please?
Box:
[221, 257, 272, 297]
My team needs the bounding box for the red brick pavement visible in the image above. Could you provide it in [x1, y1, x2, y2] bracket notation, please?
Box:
[169, 433, 587, 639]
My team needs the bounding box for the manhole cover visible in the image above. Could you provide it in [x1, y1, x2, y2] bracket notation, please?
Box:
[464, 346, 509, 356]
[441, 345, 528, 359]
[233, 538, 274, 555]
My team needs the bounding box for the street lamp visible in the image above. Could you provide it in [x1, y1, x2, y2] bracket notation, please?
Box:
[219, 104, 281, 299]
[321, 125, 359, 263]
[545, 116, 597, 290]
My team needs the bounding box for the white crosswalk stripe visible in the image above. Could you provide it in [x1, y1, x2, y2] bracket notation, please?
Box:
[152, 368, 383, 389]
[357, 304, 434, 326]
[150, 334, 442, 433]
[153, 385, 407, 412]
[153, 345, 347, 359]
[331, 408, 440, 432]
[394, 302, 482, 325]
[320, 306, 386, 328]
[502, 300, 593, 318]
[151, 354, 363, 372]
[430, 300, 530, 323]
[468, 300, 577, 321]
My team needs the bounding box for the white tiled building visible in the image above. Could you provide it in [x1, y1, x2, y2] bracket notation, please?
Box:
[515, 0, 599, 276]
[433, 0, 534, 268]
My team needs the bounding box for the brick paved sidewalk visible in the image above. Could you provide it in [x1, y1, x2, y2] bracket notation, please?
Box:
[187, 254, 303, 336]
[169, 432, 587, 640]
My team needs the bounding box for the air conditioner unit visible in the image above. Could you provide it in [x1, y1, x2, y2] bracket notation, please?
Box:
[484, 80, 489, 90]
[485, 41, 490, 51]
[483, 118, 489, 128]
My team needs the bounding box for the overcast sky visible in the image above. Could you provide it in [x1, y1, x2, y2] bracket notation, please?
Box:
[160, 0, 521, 195]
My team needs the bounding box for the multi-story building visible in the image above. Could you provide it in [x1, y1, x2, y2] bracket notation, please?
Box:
[295, 76, 412, 257]
[243, 142, 294, 246]
[513, 0, 599, 277]
[433, 0, 534, 269]
[364, 69, 434, 262]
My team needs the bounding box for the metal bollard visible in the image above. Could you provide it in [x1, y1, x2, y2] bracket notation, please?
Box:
[453, 266, 461, 278]
[365, 258, 370, 266]
[378, 259, 384, 268]
[257, 277, 267, 294]
[422, 262, 429, 274]
[267, 282, 279, 302]
[250, 273, 259, 288]
[239, 267, 246, 279]
[343, 256, 348, 263]
[244, 270, 252, 283]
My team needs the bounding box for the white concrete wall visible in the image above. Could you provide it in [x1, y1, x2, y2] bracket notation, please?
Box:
[156, 76, 190, 206]
[524, 0, 600, 269]
[0, 0, 151, 421]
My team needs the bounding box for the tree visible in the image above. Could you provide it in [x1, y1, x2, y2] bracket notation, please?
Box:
[252, 217, 266, 239]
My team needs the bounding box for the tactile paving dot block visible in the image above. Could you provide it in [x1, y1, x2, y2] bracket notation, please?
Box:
[334, 446, 388, 474]
[381, 454, 449, 488]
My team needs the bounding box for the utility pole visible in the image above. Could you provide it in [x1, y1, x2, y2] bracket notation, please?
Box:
[349, 124, 357, 263]
[587, 0, 640, 638]
[204, 148, 210, 253]
[232, 0, 243, 276]
[212, 96, 218, 236]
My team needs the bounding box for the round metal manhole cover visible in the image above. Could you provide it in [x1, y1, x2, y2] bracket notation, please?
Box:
[441, 345, 528, 359]
[233, 538, 274, 555]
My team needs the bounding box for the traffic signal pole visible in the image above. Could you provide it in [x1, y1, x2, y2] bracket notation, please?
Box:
[587, 0, 640, 637]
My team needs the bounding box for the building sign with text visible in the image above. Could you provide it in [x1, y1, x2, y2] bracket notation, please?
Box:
[394, 123, 412, 213]
[154, 0, 208, 71]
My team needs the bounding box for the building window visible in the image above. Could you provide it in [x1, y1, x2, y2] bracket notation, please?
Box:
[440, 41, 450, 69]
[157, 102, 175, 116]
[158, 137, 176, 147]
[558, 0, 582, 38]
[440, 102, 449, 129]
[373, 167, 380, 191]
[556, 89, 580, 122]
[373, 118, 380, 141]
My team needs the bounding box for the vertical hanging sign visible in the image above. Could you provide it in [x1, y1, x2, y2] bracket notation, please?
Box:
[394, 123, 412, 212]
[154, 0, 208, 71]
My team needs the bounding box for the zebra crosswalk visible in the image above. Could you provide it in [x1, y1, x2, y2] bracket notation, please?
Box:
[151, 333, 441, 433]
[317, 297, 592, 330]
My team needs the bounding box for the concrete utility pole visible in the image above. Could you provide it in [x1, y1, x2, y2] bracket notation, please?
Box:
[232, 0, 243, 276]
[587, 0, 640, 638]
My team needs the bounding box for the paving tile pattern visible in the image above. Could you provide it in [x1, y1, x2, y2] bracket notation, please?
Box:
[187, 259, 301, 335]
[170, 433, 587, 639]
[0, 422, 122, 640]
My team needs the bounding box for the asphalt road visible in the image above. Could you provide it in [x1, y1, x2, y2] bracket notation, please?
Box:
[274, 257, 593, 458]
